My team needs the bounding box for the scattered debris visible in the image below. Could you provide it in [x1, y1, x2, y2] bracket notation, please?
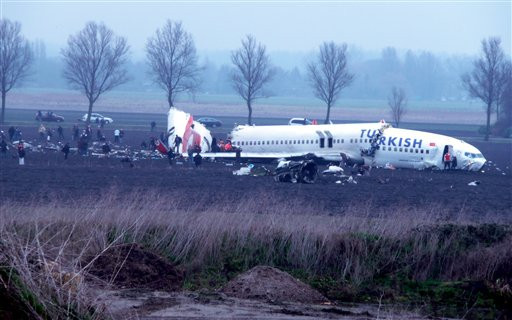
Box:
[322, 165, 344, 175]
[221, 266, 328, 304]
[384, 162, 396, 170]
[233, 164, 271, 176]
[377, 177, 390, 184]
[274, 160, 318, 184]
[233, 166, 251, 176]
[347, 176, 357, 184]
[468, 180, 481, 186]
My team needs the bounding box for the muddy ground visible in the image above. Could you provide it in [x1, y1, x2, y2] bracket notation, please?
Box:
[1, 123, 511, 319]
[0, 124, 511, 218]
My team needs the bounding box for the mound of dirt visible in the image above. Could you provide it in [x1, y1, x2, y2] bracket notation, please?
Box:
[86, 244, 183, 291]
[221, 266, 328, 304]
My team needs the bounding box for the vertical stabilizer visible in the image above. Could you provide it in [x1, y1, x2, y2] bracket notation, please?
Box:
[167, 107, 212, 153]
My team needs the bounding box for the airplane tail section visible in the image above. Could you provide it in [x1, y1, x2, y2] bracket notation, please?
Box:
[167, 107, 212, 153]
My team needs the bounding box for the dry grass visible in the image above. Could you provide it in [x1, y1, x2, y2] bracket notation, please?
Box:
[0, 190, 510, 318]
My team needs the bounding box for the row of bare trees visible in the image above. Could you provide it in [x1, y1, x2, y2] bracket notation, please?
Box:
[0, 19, 355, 126]
[1, 18, 510, 137]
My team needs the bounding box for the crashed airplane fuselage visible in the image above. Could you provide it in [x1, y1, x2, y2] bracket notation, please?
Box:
[167, 108, 486, 171]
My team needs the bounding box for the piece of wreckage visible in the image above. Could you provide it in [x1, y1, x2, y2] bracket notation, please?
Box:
[274, 160, 318, 184]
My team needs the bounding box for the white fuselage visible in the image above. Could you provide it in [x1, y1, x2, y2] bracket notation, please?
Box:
[228, 123, 486, 171]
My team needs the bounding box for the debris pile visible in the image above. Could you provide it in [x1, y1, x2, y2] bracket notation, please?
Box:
[274, 160, 318, 184]
[233, 164, 271, 176]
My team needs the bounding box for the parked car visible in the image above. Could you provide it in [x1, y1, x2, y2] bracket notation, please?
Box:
[35, 111, 64, 122]
[81, 113, 113, 124]
[288, 118, 313, 125]
[197, 117, 222, 128]
[288, 118, 333, 125]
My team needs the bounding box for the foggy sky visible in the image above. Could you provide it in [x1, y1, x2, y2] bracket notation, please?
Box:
[2, 0, 511, 60]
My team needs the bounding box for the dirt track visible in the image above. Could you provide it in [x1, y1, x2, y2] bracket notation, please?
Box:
[0, 124, 511, 218]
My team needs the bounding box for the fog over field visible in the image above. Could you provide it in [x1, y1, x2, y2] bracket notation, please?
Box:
[2, 0, 511, 115]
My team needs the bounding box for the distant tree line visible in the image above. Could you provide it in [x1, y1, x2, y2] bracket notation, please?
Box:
[1, 18, 510, 138]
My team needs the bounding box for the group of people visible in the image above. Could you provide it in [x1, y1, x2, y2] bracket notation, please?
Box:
[38, 124, 65, 142]
[211, 138, 233, 152]
[443, 151, 458, 170]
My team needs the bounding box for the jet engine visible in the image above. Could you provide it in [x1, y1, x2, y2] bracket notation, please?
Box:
[274, 160, 318, 184]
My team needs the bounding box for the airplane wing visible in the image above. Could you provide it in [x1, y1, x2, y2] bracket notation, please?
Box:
[193, 151, 314, 160]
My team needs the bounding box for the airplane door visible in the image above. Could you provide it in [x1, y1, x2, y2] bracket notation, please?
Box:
[316, 131, 325, 148]
[324, 131, 333, 148]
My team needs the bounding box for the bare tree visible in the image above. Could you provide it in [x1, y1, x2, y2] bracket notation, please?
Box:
[231, 35, 274, 125]
[308, 42, 354, 124]
[62, 22, 129, 125]
[146, 21, 200, 109]
[462, 37, 505, 141]
[495, 60, 512, 120]
[388, 87, 407, 128]
[0, 19, 33, 124]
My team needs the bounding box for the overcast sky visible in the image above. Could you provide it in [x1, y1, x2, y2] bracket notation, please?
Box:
[2, 0, 510, 61]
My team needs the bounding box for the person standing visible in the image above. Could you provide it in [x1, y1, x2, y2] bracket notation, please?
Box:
[0, 139, 7, 157]
[57, 126, 64, 140]
[8, 126, 15, 141]
[167, 149, 175, 166]
[46, 128, 53, 142]
[174, 135, 182, 154]
[443, 151, 452, 170]
[451, 156, 458, 170]
[114, 129, 120, 143]
[17, 141, 26, 165]
[61, 143, 70, 160]
[119, 129, 125, 144]
[38, 124, 46, 141]
[72, 125, 79, 141]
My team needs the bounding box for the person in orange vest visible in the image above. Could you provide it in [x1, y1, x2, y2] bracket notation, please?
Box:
[224, 140, 232, 152]
[443, 151, 452, 170]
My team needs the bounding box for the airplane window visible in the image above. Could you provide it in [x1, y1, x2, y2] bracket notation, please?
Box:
[399, 148, 402, 152]
[350, 139, 353, 143]
[420, 150, 424, 153]
[360, 139, 363, 143]
[394, 147, 397, 151]
[426, 150, 429, 154]
[404, 148, 408, 152]
[415, 149, 418, 153]
[342, 139, 344, 143]
[410, 149, 413, 153]
[364, 139, 368, 143]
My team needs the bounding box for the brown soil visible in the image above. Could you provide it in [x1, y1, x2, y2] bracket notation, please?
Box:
[221, 265, 328, 304]
[86, 244, 183, 291]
